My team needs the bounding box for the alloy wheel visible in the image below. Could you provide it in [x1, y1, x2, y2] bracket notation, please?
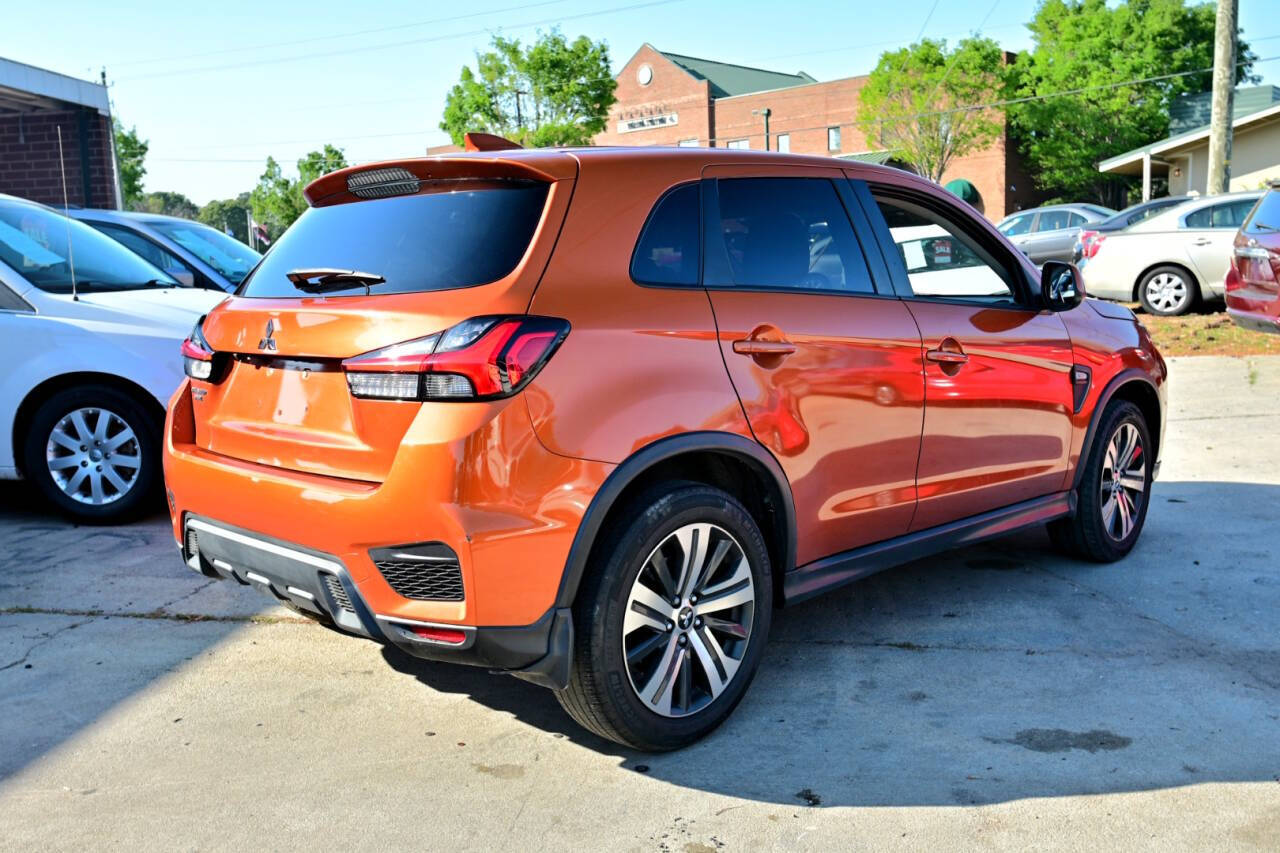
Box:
[1100, 422, 1146, 541]
[45, 407, 142, 506]
[1144, 272, 1189, 314]
[622, 522, 756, 718]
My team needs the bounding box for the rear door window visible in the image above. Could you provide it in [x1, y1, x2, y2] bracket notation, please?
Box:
[1185, 199, 1258, 229]
[705, 177, 875, 294]
[631, 183, 699, 286]
[239, 181, 549, 298]
[1035, 210, 1070, 232]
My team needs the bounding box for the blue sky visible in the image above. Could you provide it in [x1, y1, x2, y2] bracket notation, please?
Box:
[5, 0, 1276, 204]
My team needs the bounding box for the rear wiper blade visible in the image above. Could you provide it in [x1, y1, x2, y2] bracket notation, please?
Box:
[286, 268, 386, 295]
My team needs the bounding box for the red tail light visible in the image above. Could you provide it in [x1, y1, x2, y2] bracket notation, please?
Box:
[182, 315, 228, 382]
[341, 315, 570, 401]
[1079, 230, 1106, 259]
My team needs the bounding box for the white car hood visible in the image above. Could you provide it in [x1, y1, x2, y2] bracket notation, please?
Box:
[71, 288, 227, 334]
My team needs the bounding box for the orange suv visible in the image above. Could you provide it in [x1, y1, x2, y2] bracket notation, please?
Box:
[165, 145, 1166, 750]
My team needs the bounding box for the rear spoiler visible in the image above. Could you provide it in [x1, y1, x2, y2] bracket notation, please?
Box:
[303, 147, 575, 207]
[464, 132, 522, 152]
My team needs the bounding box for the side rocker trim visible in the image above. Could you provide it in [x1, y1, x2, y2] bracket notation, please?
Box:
[553, 431, 797, 610]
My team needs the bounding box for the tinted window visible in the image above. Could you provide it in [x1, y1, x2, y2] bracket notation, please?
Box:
[1242, 190, 1280, 235]
[999, 213, 1033, 236]
[91, 223, 194, 281]
[707, 178, 874, 294]
[1184, 199, 1257, 229]
[631, 183, 699, 286]
[872, 196, 1015, 300]
[239, 181, 548, 298]
[0, 201, 176, 294]
[150, 219, 260, 284]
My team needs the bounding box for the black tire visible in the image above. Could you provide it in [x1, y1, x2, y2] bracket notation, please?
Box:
[20, 385, 162, 524]
[556, 483, 773, 751]
[1138, 265, 1198, 316]
[1049, 400, 1153, 562]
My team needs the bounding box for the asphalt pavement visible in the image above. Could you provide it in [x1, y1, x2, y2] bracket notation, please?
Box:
[1, 355, 1278, 851]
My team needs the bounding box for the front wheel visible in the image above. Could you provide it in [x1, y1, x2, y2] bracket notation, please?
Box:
[557, 484, 772, 751]
[1050, 400, 1152, 562]
[21, 386, 161, 524]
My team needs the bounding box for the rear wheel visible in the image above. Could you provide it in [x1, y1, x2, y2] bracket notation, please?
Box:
[1050, 400, 1152, 562]
[1138, 265, 1197, 316]
[556, 484, 772, 751]
[21, 386, 160, 524]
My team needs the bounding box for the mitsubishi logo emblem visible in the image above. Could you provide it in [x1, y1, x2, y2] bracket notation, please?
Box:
[258, 319, 278, 352]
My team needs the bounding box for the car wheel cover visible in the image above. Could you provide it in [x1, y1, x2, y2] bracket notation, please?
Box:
[45, 407, 142, 505]
[1145, 272, 1189, 313]
[1100, 422, 1145, 541]
[622, 522, 756, 718]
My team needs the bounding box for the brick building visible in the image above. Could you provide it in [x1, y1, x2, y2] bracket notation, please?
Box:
[0, 57, 121, 210]
[595, 44, 1040, 221]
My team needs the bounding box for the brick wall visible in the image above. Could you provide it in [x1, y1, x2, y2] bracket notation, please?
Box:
[0, 109, 119, 209]
[594, 45, 712, 148]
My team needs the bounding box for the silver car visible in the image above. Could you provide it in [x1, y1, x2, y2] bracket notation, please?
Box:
[997, 203, 1116, 265]
[67, 208, 260, 292]
[1081, 190, 1263, 316]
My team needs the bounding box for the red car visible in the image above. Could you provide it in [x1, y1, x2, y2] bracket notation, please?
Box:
[1226, 183, 1280, 334]
[165, 144, 1166, 750]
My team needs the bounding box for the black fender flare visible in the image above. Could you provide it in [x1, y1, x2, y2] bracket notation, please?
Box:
[1071, 367, 1162, 492]
[553, 431, 797, 609]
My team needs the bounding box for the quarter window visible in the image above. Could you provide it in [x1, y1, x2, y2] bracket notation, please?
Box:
[631, 183, 700, 286]
[706, 177, 874, 294]
[1185, 199, 1260, 229]
[871, 195, 1015, 301]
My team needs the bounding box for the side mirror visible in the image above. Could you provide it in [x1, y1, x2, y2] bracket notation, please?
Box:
[1041, 261, 1085, 311]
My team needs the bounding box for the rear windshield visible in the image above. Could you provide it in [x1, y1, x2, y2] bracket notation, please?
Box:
[239, 180, 549, 298]
[1243, 188, 1280, 236]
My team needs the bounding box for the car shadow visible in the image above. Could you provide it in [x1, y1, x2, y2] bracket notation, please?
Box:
[383, 479, 1280, 808]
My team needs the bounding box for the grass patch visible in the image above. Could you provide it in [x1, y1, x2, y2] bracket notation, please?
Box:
[1128, 305, 1280, 357]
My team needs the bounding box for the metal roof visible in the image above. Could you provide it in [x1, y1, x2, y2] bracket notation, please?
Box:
[657, 50, 815, 98]
[1099, 97, 1280, 174]
[0, 56, 111, 116]
[834, 150, 897, 165]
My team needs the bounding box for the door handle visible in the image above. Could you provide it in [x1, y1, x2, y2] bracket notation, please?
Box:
[733, 340, 797, 356]
[1193, 238, 1213, 246]
[925, 349, 969, 364]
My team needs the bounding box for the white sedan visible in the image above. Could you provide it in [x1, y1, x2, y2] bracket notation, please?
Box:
[1082, 191, 1263, 316]
[0, 195, 224, 522]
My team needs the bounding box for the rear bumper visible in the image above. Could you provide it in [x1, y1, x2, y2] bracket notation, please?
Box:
[183, 514, 573, 687]
[1227, 306, 1280, 334]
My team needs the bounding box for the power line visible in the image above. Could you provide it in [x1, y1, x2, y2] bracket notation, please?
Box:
[108, 0, 570, 68]
[117, 0, 685, 82]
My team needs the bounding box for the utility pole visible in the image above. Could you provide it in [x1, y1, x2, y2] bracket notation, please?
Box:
[752, 108, 772, 151]
[1206, 0, 1238, 195]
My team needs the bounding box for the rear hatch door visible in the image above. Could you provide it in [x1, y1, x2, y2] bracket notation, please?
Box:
[192, 153, 577, 482]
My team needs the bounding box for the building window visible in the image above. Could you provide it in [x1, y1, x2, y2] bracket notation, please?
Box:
[725, 139, 750, 150]
[827, 127, 841, 151]
[775, 133, 790, 153]
[677, 138, 699, 147]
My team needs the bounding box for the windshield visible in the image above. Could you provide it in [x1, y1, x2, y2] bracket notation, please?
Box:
[149, 219, 261, 284]
[0, 200, 177, 294]
[238, 180, 549, 298]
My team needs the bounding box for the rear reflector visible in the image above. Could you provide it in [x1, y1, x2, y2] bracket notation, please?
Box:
[408, 626, 468, 645]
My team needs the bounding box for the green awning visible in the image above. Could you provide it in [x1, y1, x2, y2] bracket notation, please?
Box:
[945, 178, 982, 205]
[836, 150, 897, 165]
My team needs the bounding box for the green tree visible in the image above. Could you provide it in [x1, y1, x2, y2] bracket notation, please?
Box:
[1009, 0, 1255, 206]
[441, 30, 616, 148]
[248, 145, 347, 239]
[857, 37, 1009, 183]
[131, 190, 199, 219]
[198, 192, 253, 244]
[113, 119, 148, 207]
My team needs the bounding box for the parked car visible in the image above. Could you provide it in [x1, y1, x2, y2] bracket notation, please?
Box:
[67, 208, 261, 292]
[1225, 183, 1280, 333]
[165, 146, 1166, 751]
[1082, 190, 1264, 316]
[0, 194, 225, 521]
[996, 202, 1115, 264]
[1073, 196, 1191, 263]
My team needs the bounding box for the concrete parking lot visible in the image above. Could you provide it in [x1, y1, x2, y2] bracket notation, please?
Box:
[1, 355, 1278, 851]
